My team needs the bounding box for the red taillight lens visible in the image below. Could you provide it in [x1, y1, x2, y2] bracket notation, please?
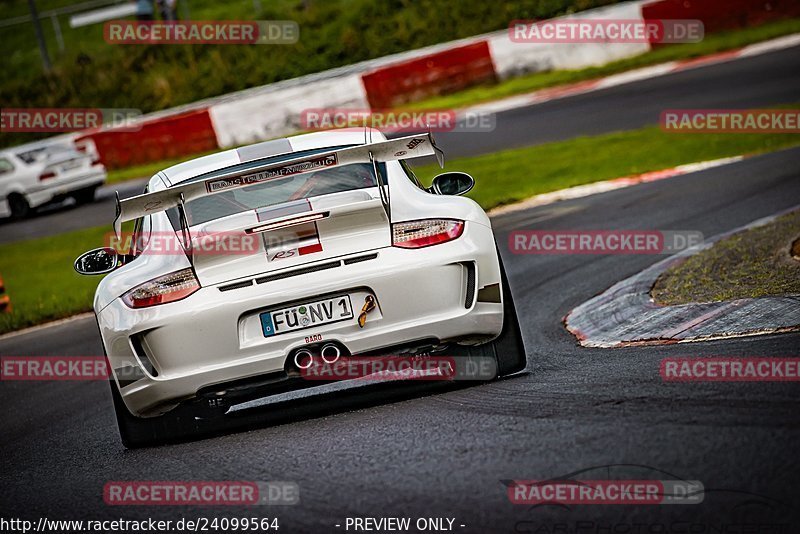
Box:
[122, 268, 200, 309]
[392, 219, 464, 249]
[39, 171, 57, 181]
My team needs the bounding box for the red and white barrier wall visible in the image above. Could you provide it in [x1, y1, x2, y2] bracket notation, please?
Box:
[84, 109, 217, 168]
[208, 73, 370, 148]
[488, 1, 651, 79]
[361, 41, 497, 109]
[68, 0, 797, 169]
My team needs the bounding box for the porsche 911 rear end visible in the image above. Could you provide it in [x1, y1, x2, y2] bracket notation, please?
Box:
[81, 130, 526, 447]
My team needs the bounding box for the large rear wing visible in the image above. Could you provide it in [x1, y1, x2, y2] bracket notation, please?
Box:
[113, 132, 445, 236]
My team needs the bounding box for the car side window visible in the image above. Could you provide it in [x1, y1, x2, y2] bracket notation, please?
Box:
[0, 158, 14, 175]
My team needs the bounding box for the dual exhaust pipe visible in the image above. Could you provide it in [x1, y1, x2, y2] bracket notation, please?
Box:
[293, 343, 342, 369]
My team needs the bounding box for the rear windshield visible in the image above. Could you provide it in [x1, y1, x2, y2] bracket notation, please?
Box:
[15, 145, 80, 164]
[168, 146, 387, 228]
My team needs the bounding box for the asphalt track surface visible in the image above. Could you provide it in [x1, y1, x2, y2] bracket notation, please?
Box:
[1, 43, 799, 244]
[2, 143, 799, 530]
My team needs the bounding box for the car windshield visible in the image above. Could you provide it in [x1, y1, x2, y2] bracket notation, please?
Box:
[169, 147, 387, 227]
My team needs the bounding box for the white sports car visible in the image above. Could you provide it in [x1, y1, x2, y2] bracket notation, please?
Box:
[75, 129, 526, 447]
[1, 142, 106, 219]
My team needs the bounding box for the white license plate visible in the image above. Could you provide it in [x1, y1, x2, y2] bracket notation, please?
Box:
[61, 161, 81, 171]
[260, 295, 354, 337]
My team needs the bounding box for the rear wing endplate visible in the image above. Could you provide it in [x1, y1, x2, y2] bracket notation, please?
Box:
[113, 132, 444, 237]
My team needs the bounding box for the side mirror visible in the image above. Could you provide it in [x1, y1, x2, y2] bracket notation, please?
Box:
[430, 172, 475, 196]
[74, 247, 119, 275]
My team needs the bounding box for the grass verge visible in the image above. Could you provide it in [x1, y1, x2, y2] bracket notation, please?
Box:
[652, 210, 800, 305]
[408, 19, 800, 111]
[0, 225, 109, 334]
[2, 125, 800, 334]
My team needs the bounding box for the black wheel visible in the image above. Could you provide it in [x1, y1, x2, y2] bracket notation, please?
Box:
[491, 255, 527, 376]
[108, 379, 214, 448]
[8, 194, 30, 219]
[109, 379, 172, 448]
[451, 255, 527, 378]
[72, 186, 98, 205]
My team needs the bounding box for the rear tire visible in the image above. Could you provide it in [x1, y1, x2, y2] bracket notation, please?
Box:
[452, 256, 527, 378]
[8, 194, 30, 219]
[109, 380, 195, 448]
[491, 256, 527, 376]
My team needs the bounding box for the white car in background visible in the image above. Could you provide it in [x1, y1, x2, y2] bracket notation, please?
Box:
[75, 129, 526, 447]
[0, 142, 106, 218]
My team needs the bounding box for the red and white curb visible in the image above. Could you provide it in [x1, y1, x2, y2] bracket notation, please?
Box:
[564, 204, 800, 348]
[488, 156, 744, 217]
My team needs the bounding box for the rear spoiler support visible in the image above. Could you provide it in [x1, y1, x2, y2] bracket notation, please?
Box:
[370, 151, 390, 220]
[176, 193, 192, 256]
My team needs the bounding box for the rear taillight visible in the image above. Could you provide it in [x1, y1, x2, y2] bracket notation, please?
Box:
[39, 171, 56, 181]
[122, 268, 200, 309]
[392, 219, 464, 249]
